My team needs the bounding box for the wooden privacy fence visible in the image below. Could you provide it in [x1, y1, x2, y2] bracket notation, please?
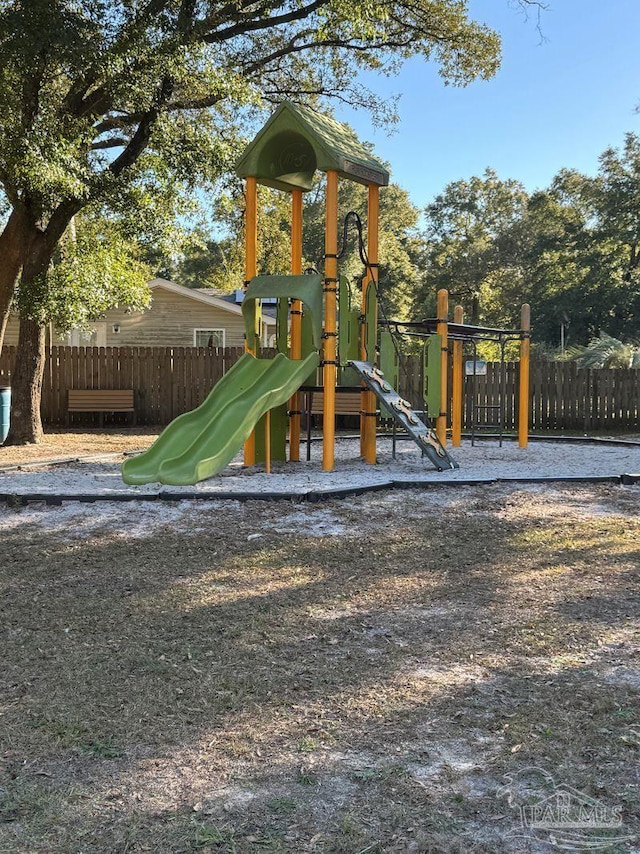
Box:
[0, 346, 638, 431]
[456, 359, 640, 432]
[0, 346, 246, 425]
[364, 356, 639, 432]
[531, 359, 640, 431]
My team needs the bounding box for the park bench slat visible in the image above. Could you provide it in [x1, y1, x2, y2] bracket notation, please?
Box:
[67, 389, 136, 426]
[309, 391, 363, 416]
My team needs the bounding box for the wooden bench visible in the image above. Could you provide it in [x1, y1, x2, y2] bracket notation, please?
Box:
[67, 389, 136, 426]
[308, 391, 363, 416]
[302, 389, 379, 460]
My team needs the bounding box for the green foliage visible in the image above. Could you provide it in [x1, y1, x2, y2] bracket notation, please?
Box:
[168, 182, 294, 292]
[568, 332, 640, 369]
[15, 216, 150, 330]
[0, 0, 504, 223]
[413, 169, 528, 325]
[414, 136, 640, 348]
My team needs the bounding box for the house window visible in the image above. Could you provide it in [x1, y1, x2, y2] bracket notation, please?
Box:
[194, 328, 225, 348]
[66, 323, 107, 347]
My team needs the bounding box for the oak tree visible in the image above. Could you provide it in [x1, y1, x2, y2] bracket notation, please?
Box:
[0, 0, 520, 441]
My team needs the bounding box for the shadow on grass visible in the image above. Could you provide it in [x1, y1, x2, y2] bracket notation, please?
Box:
[0, 493, 638, 852]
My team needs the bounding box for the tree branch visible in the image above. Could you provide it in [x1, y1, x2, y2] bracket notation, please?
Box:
[91, 136, 130, 150]
[241, 34, 414, 79]
[93, 114, 142, 135]
[45, 199, 86, 248]
[108, 76, 174, 178]
[60, 0, 172, 117]
[202, 0, 330, 43]
[196, 0, 293, 35]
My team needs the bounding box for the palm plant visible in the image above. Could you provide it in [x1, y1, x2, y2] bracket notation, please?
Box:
[569, 332, 640, 368]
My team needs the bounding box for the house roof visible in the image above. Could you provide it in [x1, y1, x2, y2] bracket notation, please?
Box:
[149, 278, 276, 325]
[236, 101, 390, 192]
[194, 285, 278, 319]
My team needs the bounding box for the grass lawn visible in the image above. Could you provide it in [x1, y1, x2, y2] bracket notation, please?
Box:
[1, 484, 639, 852]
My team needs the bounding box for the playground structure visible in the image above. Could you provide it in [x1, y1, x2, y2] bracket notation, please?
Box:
[122, 102, 529, 487]
[382, 298, 531, 449]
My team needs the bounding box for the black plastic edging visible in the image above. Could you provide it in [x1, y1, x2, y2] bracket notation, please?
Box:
[3, 473, 639, 506]
[496, 475, 622, 484]
[158, 491, 300, 503]
[621, 473, 640, 485]
[460, 433, 640, 448]
[306, 481, 394, 502]
[392, 478, 496, 489]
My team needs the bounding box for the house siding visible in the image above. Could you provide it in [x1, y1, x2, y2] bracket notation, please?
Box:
[2, 283, 271, 348]
[102, 288, 248, 347]
[2, 314, 19, 347]
[3, 315, 100, 347]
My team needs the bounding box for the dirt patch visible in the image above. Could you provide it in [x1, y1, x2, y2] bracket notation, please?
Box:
[1, 483, 639, 852]
[0, 428, 159, 468]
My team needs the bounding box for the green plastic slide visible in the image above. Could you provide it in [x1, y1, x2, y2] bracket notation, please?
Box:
[122, 351, 319, 486]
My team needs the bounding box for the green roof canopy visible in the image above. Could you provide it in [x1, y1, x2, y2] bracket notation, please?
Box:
[236, 101, 389, 192]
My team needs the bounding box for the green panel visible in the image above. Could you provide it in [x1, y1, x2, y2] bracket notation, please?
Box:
[236, 101, 390, 191]
[276, 298, 289, 354]
[339, 365, 360, 387]
[338, 276, 360, 363]
[423, 335, 441, 417]
[301, 311, 319, 385]
[377, 331, 400, 418]
[243, 274, 322, 354]
[362, 280, 377, 364]
[254, 404, 287, 463]
[379, 330, 400, 387]
[121, 351, 319, 486]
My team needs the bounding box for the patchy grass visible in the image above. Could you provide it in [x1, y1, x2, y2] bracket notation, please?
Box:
[0, 484, 639, 852]
[0, 427, 159, 467]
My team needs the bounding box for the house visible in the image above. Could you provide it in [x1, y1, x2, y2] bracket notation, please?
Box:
[2, 278, 276, 348]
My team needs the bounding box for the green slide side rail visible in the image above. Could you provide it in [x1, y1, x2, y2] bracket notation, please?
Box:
[122, 351, 319, 486]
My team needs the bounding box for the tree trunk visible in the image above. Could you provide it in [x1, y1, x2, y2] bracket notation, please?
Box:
[471, 292, 480, 325]
[5, 316, 46, 444]
[5, 235, 56, 445]
[0, 209, 30, 353]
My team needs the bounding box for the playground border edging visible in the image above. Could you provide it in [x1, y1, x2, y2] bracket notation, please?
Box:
[2, 472, 638, 506]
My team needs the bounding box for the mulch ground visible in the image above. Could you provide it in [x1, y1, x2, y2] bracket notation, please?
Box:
[0, 483, 639, 852]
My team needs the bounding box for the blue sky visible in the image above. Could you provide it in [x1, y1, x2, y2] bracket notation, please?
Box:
[333, 0, 640, 209]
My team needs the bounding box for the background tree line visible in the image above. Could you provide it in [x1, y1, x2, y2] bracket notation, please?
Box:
[412, 132, 640, 350]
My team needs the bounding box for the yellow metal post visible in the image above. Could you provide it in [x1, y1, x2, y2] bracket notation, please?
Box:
[518, 303, 531, 448]
[243, 176, 258, 466]
[264, 409, 271, 473]
[289, 188, 304, 461]
[451, 304, 464, 447]
[436, 289, 449, 447]
[361, 184, 379, 464]
[322, 170, 339, 472]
